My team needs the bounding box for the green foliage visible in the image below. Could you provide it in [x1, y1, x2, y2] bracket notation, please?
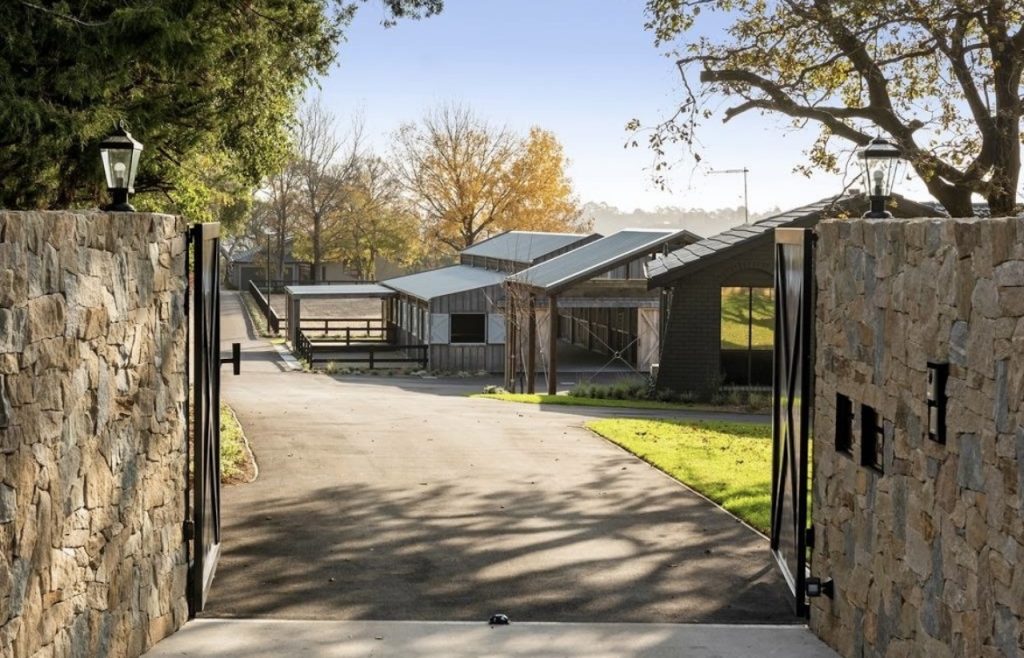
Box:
[641, 1, 1024, 216]
[219, 403, 246, 481]
[569, 376, 655, 401]
[0, 0, 442, 217]
[588, 418, 774, 533]
[471, 391, 696, 412]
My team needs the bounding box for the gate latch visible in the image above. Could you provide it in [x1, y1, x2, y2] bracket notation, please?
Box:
[221, 342, 241, 376]
[182, 520, 195, 541]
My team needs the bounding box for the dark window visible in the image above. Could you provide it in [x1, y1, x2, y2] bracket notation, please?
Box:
[836, 394, 854, 455]
[450, 313, 486, 344]
[861, 404, 884, 472]
[720, 287, 774, 386]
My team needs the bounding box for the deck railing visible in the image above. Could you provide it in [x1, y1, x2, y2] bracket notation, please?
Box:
[298, 317, 390, 342]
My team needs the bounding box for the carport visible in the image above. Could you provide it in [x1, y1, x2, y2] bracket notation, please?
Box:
[284, 284, 417, 367]
[505, 228, 700, 394]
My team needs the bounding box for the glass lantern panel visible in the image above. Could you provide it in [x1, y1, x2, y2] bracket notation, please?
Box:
[101, 148, 135, 190]
[862, 159, 896, 197]
[127, 148, 141, 191]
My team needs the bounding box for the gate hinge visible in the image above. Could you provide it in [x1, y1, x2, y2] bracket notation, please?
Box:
[183, 520, 195, 541]
[805, 525, 815, 549]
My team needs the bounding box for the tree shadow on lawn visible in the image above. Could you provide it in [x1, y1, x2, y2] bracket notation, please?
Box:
[203, 469, 798, 624]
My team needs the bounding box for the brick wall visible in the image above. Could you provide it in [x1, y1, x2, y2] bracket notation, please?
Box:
[656, 238, 774, 394]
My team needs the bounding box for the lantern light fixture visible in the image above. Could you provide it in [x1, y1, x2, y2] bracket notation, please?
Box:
[99, 120, 143, 212]
[856, 136, 903, 218]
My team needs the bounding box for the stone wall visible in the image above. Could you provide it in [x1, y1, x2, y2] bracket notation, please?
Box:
[811, 216, 1024, 657]
[0, 211, 189, 657]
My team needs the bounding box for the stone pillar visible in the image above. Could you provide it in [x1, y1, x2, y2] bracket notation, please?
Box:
[0, 211, 190, 658]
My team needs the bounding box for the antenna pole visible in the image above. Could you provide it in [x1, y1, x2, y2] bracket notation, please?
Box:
[709, 167, 751, 224]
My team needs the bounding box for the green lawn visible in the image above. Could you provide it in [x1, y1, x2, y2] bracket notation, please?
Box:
[587, 418, 773, 534]
[220, 403, 246, 481]
[471, 392, 697, 411]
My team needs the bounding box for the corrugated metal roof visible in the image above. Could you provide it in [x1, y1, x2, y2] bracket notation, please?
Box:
[382, 265, 507, 301]
[284, 283, 395, 299]
[460, 231, 596, 264]
[509, 228, 696, 294]
[646, 194, 942, 286]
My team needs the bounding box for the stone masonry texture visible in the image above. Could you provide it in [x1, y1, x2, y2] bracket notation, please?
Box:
[812, 216, 1024, 657]
[0, 211, 188, 658]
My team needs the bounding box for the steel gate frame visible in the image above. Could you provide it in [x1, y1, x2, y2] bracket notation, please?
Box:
[770, 227, 814, 618]
[186, 222, 223, 617]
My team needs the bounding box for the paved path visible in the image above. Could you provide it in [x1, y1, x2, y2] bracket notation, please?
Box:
[206, 291, 793, 623]
[145, 619, 839, 657]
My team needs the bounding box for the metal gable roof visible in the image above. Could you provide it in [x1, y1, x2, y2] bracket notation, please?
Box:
[381, 265, 507, 302]
[646, 194, 942, 287]
[509, 228, 698, 294]
[460, 231, 596, 264]
[284, 284, 395, 299]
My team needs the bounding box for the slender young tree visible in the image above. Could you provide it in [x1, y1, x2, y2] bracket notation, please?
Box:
[294, 99, 362, 281]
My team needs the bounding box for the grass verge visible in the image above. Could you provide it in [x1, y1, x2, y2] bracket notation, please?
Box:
[471, 392, 699, 411]
[586, 418, 772, 534]
[220, 403, 257, 484]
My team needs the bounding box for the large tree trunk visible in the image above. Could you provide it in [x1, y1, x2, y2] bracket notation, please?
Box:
[988, 81, 1022, 216]
[920, 175, 974, 217]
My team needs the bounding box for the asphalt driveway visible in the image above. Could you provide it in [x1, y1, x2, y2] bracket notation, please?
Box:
[205, 291, 794, 624]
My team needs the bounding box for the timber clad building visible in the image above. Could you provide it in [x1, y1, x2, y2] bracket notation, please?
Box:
[507, 228, 699, 393]
[379, 228, 701, 377]
[382, 231, 596, 373]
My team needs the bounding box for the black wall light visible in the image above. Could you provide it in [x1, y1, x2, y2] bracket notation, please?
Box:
[927, 362, 949, 444]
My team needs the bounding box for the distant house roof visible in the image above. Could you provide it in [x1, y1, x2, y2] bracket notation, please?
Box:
[646, 194, 940, 288]
[460, 231, 598, 264]
[284, 283, 395, 300]
[509, 228, 700, 295]
[382, 265, 507, 302]
[227, 237, 306, 264]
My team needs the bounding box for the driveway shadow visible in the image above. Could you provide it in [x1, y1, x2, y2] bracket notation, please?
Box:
[204, 469, 797, 624]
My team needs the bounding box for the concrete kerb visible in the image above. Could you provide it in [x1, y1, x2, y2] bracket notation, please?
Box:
[144, 619, 840, 658]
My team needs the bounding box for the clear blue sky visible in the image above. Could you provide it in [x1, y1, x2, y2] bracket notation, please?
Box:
[316, 1, 928, 213]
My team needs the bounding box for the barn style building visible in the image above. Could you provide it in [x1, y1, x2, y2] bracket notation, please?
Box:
[380, 231, 596, 373]
[506, 228, 700, 392]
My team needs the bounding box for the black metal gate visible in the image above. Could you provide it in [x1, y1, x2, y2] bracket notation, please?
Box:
[770, 227, 813, 617]
[186, 222, 223, 617]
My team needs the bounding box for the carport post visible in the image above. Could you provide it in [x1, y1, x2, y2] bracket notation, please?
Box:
[505, 293, 516, 390]
[289, 296, 301, 346]
[548, 294, 559, 395]
[527, 294, 537, 394]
